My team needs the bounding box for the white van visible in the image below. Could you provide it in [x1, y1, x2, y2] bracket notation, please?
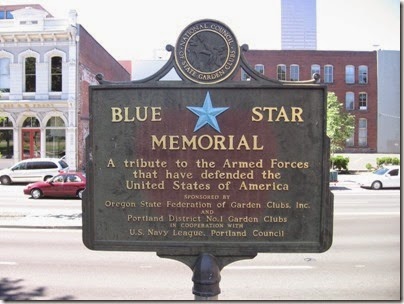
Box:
[0, 158, 69, 185]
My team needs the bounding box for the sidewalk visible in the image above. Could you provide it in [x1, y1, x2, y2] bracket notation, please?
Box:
[335, 153, 400, 172]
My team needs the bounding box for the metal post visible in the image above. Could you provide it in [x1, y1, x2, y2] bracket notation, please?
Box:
[192, 253, 221, 300]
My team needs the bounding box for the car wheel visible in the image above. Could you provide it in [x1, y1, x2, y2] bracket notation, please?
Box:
[31, 189, 43, 199]
[371, 181, 382, 190]
[77, 189, 84, 199]
[0, 176, 11, 185]
[44, 175, 53, 181]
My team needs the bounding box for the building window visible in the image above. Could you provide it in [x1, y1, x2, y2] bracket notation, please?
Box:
[345, 65, 355, 84]
[22, 117, 40, 128]
[358, 118, 368, 147]
[311, 64, 320, 79]
[324, 65, 333, 83]
[46, 117, 66, 158]
[0, 117, 13, 158]
[255, 64, 264, 75]
[25, 57, 36, 92]
[346, 133, 354, 147]
[241, 68, 250, 81]
[358, 65, 368, 84]
[359, 93, 367, 110]
[51, 56, 62, 92]
[0, 11, 13, 19]
[345, 92, 354, 110]
[290, 64, 299, 81]
[0, 58, 10, 93]
[277, 64, 286, 80]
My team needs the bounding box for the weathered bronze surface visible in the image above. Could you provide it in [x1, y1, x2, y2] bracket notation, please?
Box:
[82, 19, 333, 260]
[174, 19, 240, 84]
[83, 83, 332, 254]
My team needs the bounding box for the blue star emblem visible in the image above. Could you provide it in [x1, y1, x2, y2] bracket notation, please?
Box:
[187, 92, 229, 133]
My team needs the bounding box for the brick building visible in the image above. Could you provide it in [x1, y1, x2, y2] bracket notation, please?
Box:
[0, 5, 130, 170]
[239, 50, 378, 153]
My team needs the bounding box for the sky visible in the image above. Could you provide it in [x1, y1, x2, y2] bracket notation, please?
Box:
[2, 0, 401, 61]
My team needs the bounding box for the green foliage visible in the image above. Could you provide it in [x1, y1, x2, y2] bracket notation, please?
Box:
[365, 156, 400, 170]
[326, 92, 355, 155]
[330, 155, 349, 171]
[376, 157, 400, 167]
[365, 163, 375, 171]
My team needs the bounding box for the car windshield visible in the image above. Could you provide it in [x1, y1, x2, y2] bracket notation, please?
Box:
[373, 168, 389, 175]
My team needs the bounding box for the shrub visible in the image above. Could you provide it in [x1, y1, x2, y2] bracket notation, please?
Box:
[377, 157, 400, 167]
[330, 155, 349, 171]
[365, 163, 374, 171]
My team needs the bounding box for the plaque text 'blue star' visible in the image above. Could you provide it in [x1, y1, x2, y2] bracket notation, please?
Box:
[187, 92, 229, 133]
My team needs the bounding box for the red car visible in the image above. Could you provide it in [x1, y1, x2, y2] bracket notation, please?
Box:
[23, 172, 86, 199]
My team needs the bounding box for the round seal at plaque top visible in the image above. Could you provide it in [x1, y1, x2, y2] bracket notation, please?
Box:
[175, 19, 240, 84]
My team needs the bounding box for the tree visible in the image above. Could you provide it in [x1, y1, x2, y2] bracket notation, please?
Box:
[326, 92, 355, 155]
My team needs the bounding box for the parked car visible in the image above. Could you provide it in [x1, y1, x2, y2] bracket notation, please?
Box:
[359, 165, 400, 190]
[23, 172, 86, 199]
[0, 158, 69, 185]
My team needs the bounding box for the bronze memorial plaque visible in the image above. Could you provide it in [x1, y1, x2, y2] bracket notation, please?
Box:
[82, 19, 333, 256]
[83, 85, 333, 254]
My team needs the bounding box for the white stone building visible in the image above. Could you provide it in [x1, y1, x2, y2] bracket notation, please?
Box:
[0, 5, 130, 170]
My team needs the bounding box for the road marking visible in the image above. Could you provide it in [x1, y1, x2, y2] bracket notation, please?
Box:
[226, 265, 313, 270]
[0, 261, 17, 265]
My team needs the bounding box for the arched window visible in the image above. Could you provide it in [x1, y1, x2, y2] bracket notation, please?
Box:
[25, 57, 36, 92]
[22, 117, 40, 127]
[358, 65, 368, 84]
[345, 65, 355, 84]
[359, 92, 368, 110]
[311, 64, 320, 79]
[0, 57, 10, 92]
[346, 133, 354, 147]
[241, 68, 250, 81]
[46, 116, 66, 158]
[0, 117, 13, 158]
[324, 65, 333, 83]
[277, 64, 286, 80]
[290, 64, 299, 81]
[51, 56, 62, 92]
[345, 92, 354, 110]
[358, 118, 368, 147]
[254, 64, 264, 75]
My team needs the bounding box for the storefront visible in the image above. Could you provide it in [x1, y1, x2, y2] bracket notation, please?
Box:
[0, 103, 72, 166]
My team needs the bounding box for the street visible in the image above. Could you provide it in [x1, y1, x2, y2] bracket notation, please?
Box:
[0, 183, 400, 301]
